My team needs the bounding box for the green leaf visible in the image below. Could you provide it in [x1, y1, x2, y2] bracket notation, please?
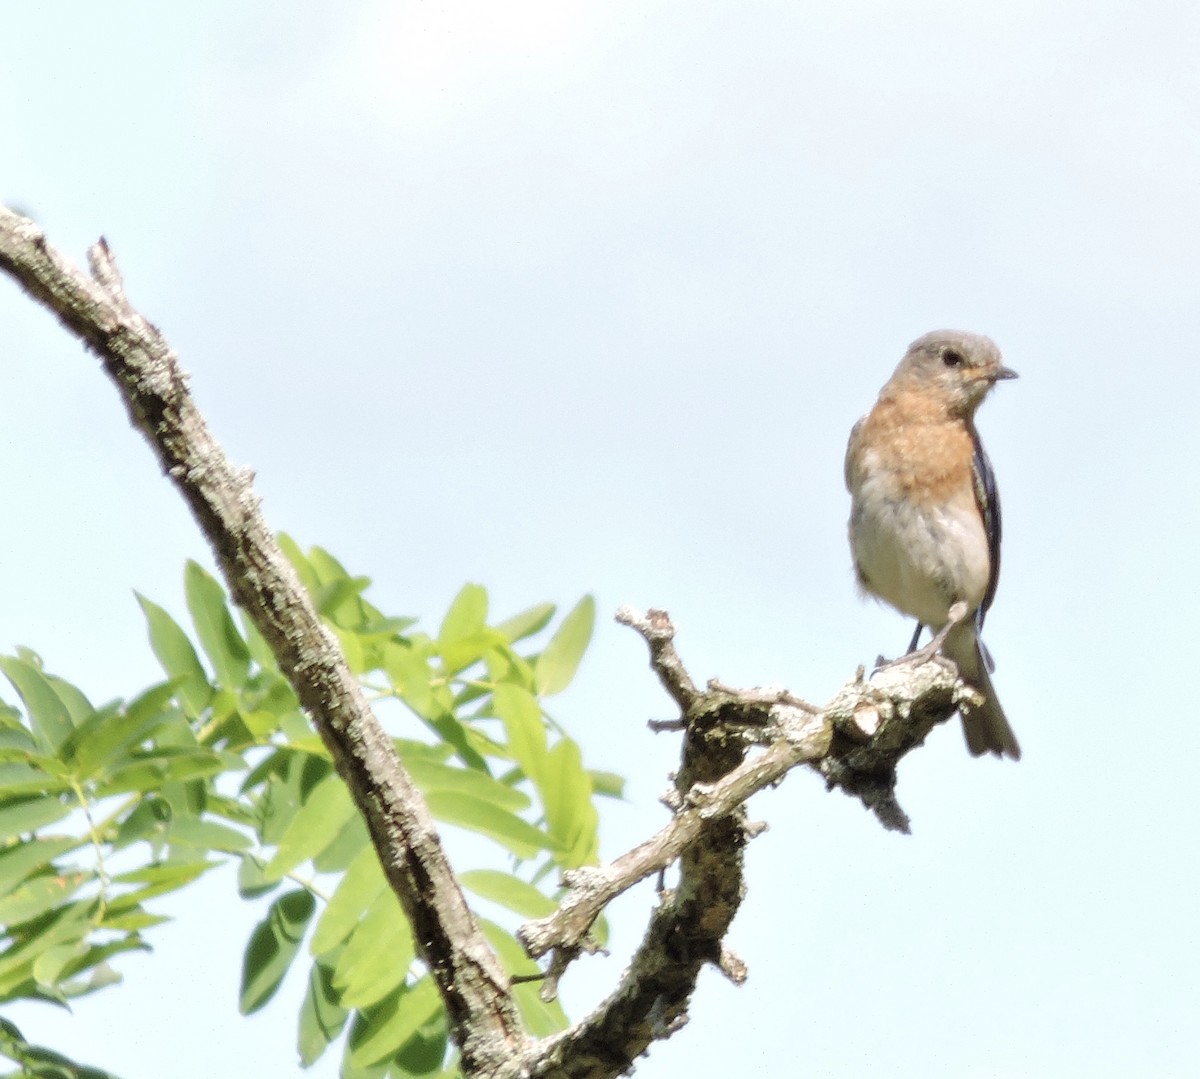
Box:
[99, 910, 170, 933]
[337, 935, 413, 1010]
[253, 760, 311, 848]
[534, 595, 595, 696]
[166, 775, 212, 817]
[479, 646, 536, 697]
[57, 960, 124, 1001]
[361, 616, 418, 637]
[0, 871, 89, 927]
[440, 632, 505, 678]
[65, 682, 179, 778]
[185, 561, 252, 691]
[316, 576, 371, 624]
[241, 709, 283, 740]
[240, 613, 278, 673]
[310, 846, 386, 956]
[0, 795, 71, 837]
[242, 672, 299, 719]
[277, 533, 318, 594]
[0, 898, 94, 996]
[236, 855, 278, 900]
[0, 762, 72, 796]
[437, 586, 506, 675]
[479, 920, 567, 1036]
[383, 643, 434, 718]
[239, 889, 317, 1015]
[332, 891, 413, 1008]
[168, 817, 252, 853]
[263, 774, 356, 880]
[111, 860, 215, 904]
[297, 960, 347, 1067]
[43, 676, 95, 727]
[402, 759, 530, 813]
[136, 595, 212, 717]
[348, 978, 441, 1068]
[54, 936, 148, 990]
[112, 796, 171, 850]
[492, 684, 546, 783]
[32, 940, 87, 988]
[313, 554, 380, 634]
[588, 770, 626, 799]
[0, 1016, 124, 1079]
[95, 748, 228, 796]
[0, 722, 37, 756]
[459, 870, 556, 918]
[390, 1011, 449, 1078]
[0, 837, 81, 897]
[312, 815, 368, 875]
[331, 625, 366, 676]
[239, 746, 291, 795]
[0, 657, 76, 756]
[422, 713, 490, 775]
[437, 585, 487, 647]
[538, 738, 598, 868]
[494, 602, 556, 644]
[514, 975, 569, 1037]
[424, 792, 557, 860]
[306, 545, 352, 584]
[477, 918, 540, 978]
[393, 739, 453, 764]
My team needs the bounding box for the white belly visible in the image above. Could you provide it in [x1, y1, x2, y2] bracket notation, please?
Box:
[849, 478, 989, 627]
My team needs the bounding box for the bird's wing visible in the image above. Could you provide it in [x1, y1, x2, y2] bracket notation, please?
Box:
[970, 427, 1002, 629]
[844, 416, 864, 491]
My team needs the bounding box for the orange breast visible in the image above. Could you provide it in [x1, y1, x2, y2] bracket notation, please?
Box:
[847, 394, 976, 509]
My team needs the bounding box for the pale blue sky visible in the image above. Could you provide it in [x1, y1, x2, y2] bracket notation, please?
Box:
[3, 2, 1199, 1076]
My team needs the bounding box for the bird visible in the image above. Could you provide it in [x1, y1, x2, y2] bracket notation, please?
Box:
[844, 329, 1020, 759]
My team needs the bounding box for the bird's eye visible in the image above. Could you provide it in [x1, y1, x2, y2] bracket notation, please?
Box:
[942, 348, 964, 368]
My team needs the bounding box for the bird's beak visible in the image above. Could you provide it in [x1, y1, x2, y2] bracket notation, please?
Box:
[992, 366, 1019, 381]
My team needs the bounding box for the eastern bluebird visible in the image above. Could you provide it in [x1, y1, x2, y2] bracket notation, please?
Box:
[845, 330, 1020, 759]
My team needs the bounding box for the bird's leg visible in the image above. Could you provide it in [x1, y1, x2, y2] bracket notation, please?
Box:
[874, 620, 928, 668]
[902, 601, 969, 665]
[888, 602, 969, 672]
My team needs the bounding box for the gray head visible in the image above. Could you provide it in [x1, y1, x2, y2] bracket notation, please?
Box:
[891, 329, 1018, 416]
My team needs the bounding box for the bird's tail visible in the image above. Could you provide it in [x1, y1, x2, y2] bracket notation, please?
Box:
[944, 624, 1021, 760]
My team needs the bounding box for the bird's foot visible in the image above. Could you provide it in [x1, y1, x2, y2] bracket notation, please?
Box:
[879, 601, 969, 672]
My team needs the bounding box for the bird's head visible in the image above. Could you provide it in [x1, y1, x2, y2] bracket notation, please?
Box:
[892, 330, 1018, 416]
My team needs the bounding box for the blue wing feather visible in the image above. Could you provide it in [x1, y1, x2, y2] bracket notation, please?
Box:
[970, 428, 1003, 630]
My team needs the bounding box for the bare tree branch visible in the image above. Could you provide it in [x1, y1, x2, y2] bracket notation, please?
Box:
[0, 207, 524, 1073]
[613, 606, 698, 712]
[518, 682, 828, 962]
[510, 607, 966, 1078]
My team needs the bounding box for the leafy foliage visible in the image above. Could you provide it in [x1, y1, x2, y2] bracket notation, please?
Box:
[0, 540, 619, 1077]
[0, 1016, 123, 1079]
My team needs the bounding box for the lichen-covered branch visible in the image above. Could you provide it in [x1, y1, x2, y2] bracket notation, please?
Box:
[614, 606, 699, 713]
[0, 206, 524, 1073]
[513, 607, 967, 1079]
[518, 688, 829, 962]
